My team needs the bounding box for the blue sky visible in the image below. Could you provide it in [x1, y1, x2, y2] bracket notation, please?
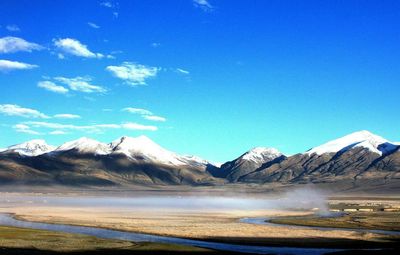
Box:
[0, 0, 399, 163]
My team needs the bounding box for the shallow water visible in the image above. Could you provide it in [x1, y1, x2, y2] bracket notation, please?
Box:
[0, 213, 340, 255]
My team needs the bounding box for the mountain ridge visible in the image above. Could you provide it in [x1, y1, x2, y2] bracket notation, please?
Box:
[0, 131, 399, 190]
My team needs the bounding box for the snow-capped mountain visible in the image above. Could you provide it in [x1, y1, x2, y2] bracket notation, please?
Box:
[306, 130, 397, 156]
[0, 136, 217, 186]
[1, 131, 399, 189]
[54, 137, 111, 155]
[110, 135, 209, 166]
[213, 147, 285, 181]
[2, 139, 56, 156]
[241, 147, 282, 163]
[0, 136, 211, 168]
[238, 130, 400, 184]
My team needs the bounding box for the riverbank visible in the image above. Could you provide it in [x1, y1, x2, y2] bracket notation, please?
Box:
[0, 225, 221, 255]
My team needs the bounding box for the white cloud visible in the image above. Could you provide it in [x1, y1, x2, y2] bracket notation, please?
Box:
[122, 107, 167, 122]
[151, 42, 161, 48]
[55, 76, 106, 93]
[122, 107, 153, 115]
[100, 1, 113, 8]
[193, 0, 213, 11]
[49, 130, 67, 135]
[121, 122, 157, 131]
[176, 68, 190, 74]
[100, 1, 119, 18]
[0, 104, 49, 118]
[37, 81, 69, 94]
[144, 115, 166, 122]
[13, 124, 41, 135]
[14, 124, 30, 129]
[53, 114, 81, 119]
[88, 22, 100, 29]
[18, 129, 41, 135]
[23, 121, 157, 133]
[0, 59, 38, 71]
[106, 62, 159, 86]
[24, 121, 86, 130]
[0, 36, 43, 53]
[94, 124, 120, 129]
[53, 38, 104, 58]
[6, 25, 20, 32]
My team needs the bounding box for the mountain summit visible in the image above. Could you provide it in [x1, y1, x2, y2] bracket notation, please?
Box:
[4, 139, 55, 156]
[213, 147, 284, 181]
[306, 130, 397, 156]
[54, 137, 111, 155]
[110, 135, 184, 165]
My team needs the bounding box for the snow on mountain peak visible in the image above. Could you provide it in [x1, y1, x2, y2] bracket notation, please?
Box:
[55, 137, 111, 155]
[6, 139, 55, 156]
[111, 135, 162, 153]
[110, 135, 195, 166]
[241, 147, 282, 162]
[306, 130, 395, 156]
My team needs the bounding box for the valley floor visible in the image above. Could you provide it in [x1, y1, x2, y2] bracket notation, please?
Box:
[0, 188, 399, 254]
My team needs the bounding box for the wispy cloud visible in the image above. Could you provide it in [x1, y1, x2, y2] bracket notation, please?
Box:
[54, 76, 106, 93]
[0, 36, 43, 53]
[100, 1, 119, 18]
[193, 0, 214, 11]
[100, 1, 113, 8]
[176, 68, 190, 74]
[49, 130, 67, 135]
[6, 24, 20, 32]
[151, 42, 161, 48]
[106, 62, 159, 86]
[144, 115, 166, 122]
[37, 81, 69, 94]
[122, 107, 153, 115]
[53, 114, 81, 119]
[23, 121, 158, 133]
[53, 38, 104, 59]
[0, 104, 49, 119]
[13, 124, 41, 135]
[121, 122, 157, 131]
[122, 107, 167, 122]
[0, 59, 38, 72]
[87, 22, 100, 29]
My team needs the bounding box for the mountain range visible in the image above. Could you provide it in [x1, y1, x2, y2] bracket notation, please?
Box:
[1, 130, 399, 191]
